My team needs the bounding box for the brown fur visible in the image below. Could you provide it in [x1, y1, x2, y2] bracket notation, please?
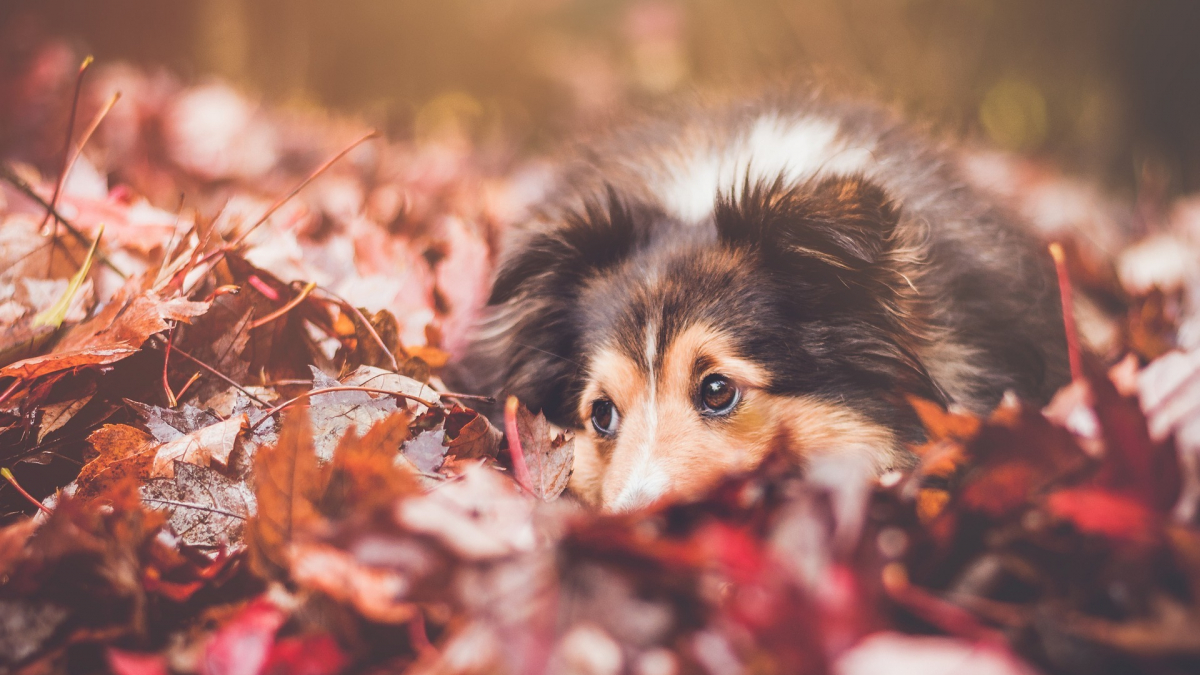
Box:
[570, 323, 897, 510]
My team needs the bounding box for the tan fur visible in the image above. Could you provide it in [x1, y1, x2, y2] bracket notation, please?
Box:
[569, 323, 899, 511]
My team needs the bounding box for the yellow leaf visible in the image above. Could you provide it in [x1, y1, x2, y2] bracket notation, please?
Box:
[33, 223, 104, 329]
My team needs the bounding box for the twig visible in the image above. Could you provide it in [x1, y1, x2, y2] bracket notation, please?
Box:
[41, 56, 93, 239]
[53, 90, 121, 222]
[503, 396, 534, 493]
[313, 287, 399, 371]
[1048, 243, 1083, 382]
[437, 391, 496, 404]
[174, 371, 202, 402]
[0, 167, 128, 279]
[163, 326, 179, 407]
[250, 385, 438, 431]
[1, 468, 52, 515]
[248, 281, 317, 330]
[142, 497, 246, 520]
[169, 346, 271, 406]
[230, 130, 379, 247]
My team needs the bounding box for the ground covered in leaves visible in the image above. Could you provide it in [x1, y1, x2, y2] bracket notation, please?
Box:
[3, 42, 1200, 675]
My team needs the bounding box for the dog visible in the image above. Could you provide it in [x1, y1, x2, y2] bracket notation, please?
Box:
[467, 92, 1069, 511]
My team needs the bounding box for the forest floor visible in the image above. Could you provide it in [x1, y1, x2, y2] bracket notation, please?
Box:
[2, 43, 1200, 675]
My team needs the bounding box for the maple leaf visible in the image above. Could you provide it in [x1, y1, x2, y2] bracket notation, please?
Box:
[506, 398, 574, 501]
[323, 411, 419, 516]
[76, 424, 158, 501]
[247, 408, 327, 578]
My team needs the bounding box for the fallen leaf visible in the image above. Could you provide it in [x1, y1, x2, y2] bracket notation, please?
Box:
[150, 414, 247, 478]
[511, 402, 574, 501]
[402, 430, 448, 474]
[247, 408, 327, 577]
[76, 424, 157, 500]
[36, 393, 93, 443]
[200, 598, 287, 675]
[142, 461, 254, 548]
[444, 406, 502, 460]
[0, 279, 210, 380]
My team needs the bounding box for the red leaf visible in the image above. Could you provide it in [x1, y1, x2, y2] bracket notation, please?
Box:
[201, 598, 287, 675]
[263, 634, 349, 675]
[107, 649, 168, 675]
[1045, 488, 1158, 544]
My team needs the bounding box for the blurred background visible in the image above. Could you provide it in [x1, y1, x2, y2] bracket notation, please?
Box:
[2, 0, 1200, 194]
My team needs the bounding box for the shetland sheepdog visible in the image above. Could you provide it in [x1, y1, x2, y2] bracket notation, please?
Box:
[468, 92, 1069, 511]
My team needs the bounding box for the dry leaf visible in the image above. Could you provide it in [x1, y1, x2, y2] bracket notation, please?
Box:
[248, 408, 328, 577]
[512, 402, 574, 501]
[76, 424, 158, 500]
[36, 393, 93, 444]
[150, 414, 247, 478]
[0, 280, 209, 380]
[141, 461, 254, 548]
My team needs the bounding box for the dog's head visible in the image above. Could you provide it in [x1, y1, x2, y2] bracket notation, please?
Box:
[477, 175, 940, 510]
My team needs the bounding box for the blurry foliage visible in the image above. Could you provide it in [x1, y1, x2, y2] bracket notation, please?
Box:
[2, 0, 1200, 189]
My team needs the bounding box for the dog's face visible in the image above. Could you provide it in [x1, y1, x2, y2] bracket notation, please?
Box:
[480, 176, 941, 511]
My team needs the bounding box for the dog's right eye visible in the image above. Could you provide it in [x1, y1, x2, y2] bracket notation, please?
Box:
[590, 399, 620, 437]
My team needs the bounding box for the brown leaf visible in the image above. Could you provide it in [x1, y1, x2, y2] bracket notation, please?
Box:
[324, 412, 418, 516]
[351, 307, 405, 369]
[36, 393, 93, 444]
[247, 408, 327, 578]
[513, 403, 574, 501]
[150, 414, 247, 478]
[444, 407, 502, 461]
[76, 425, 157, 500]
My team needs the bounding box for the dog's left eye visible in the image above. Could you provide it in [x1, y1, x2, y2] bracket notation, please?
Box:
[698, 374, 740, 416]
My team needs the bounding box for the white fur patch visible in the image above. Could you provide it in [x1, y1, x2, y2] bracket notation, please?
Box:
[610, 321, 667, 512]
[654, 114, 876, 223]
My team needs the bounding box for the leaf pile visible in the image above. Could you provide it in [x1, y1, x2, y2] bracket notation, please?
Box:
[2, 41, 1200, 675]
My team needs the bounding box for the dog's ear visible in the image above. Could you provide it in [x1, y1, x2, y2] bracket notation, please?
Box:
[469, 188, 649, 425]
[715, 174, 902, 290]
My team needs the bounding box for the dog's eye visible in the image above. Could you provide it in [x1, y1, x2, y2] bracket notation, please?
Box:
[698, 374, 740, 415]
[590, 399, 619, 437]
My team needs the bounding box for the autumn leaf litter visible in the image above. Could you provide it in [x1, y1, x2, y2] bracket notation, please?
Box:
[1, 45, 1200, 675]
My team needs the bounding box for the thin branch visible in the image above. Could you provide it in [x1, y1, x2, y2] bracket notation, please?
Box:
[313, 287, 399, 371]
[163, 325, 179, 407]
[230, 130, 379, 247]
[168, 346, 272, 406]
[41, 55, 93, 234]
[250, 385, 438, 431]
[142, 497, 246, 520]
[248, 281, 317, 330]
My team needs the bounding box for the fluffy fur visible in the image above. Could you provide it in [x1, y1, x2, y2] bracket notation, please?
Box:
[464, 91, 1069, 510]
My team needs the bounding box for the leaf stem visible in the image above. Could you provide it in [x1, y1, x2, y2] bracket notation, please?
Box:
[1, 467, 53, 515]
[1048, 243, 1083, 382]
[503, 396, 533, 493]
